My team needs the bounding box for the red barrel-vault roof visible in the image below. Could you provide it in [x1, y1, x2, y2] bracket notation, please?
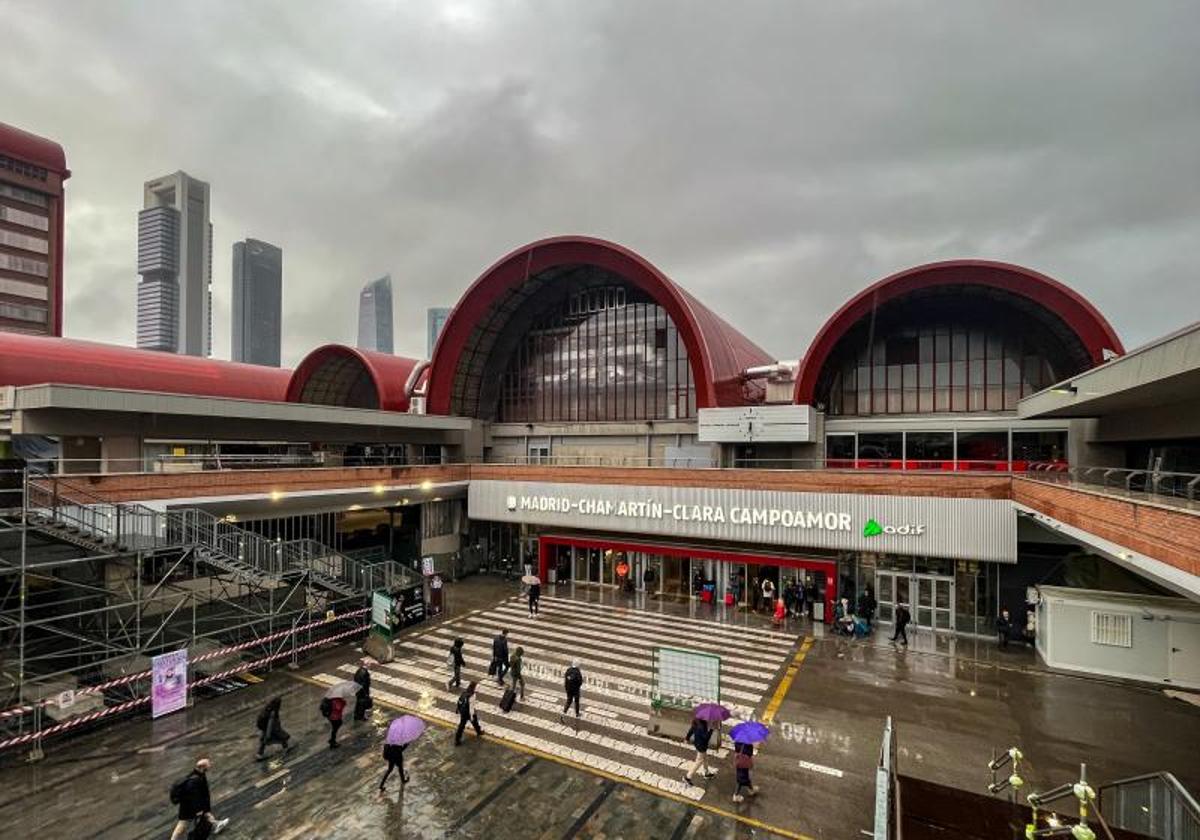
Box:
[0, 333, 292, 401]
[426, 236, 773, 415]
[287, 344, 418, 412]
[794, 259, 1124, 405]
[0, 121, 69, 174]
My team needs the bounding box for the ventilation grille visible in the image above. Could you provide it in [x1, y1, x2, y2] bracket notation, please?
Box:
[1090, 611, 1132, 648]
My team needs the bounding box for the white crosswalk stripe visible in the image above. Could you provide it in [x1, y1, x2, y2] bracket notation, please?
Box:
[317, 595, 795, 803]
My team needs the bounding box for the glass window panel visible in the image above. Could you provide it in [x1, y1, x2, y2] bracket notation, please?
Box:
[906, 431, 953, 463]
[957, 431, 1008, 467]
[858, 432, 902, 461]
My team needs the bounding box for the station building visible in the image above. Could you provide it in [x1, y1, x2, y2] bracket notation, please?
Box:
[2, 235, 1197, 688]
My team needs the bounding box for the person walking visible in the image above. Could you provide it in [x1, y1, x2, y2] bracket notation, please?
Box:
[325, 695, 347, 749]
[857, 587, 877, 627]
[379, 742, 409, 791]
[353, 659, 373, 721]
[561, 659, 583, 721]
[168, 757, 229, 839]
[454, 681, 483, 745]
[508, 646, 526, 701]
[528, 581, 541, 617]
[682, 718, 716, 786]
[732, 742, 757, 803]
[996, 608, 1013, 648]
[890, 604, 911, 646]
[491, 628, 510, 685]
[255, 697, 291, 760]
[761, 577, 776, 613]
[446, 637, 466, 690]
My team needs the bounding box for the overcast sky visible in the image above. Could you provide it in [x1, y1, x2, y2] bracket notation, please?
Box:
[3, 1, 1197, 365]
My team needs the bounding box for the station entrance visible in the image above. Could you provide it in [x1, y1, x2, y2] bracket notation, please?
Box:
[538, 534, 838, 623]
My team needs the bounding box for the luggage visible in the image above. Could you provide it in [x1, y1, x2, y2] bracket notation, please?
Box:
[487, 658, 498, 677]
[724, 593, 735, 607]
[499, 687, 517, 713]
[700, 589, 713, 604]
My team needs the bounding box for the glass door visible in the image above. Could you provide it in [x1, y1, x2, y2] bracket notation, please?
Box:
[914, 574, 954, 631]
[876, 571, 912, 625]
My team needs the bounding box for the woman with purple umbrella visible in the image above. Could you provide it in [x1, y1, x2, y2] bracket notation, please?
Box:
[379, 715, 425, 792]
[729, 721, 769, 803]
[684, 703, 731, 786]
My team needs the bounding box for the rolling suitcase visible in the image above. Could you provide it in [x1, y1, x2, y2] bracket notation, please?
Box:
[499, 687, 517, 713]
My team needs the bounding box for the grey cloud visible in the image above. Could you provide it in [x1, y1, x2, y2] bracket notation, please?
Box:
[2, 0, 1196, 366]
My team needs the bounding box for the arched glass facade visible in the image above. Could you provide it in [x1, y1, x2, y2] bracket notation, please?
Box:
[818, 293, 1089, 416]
[497, 283, 696, 422]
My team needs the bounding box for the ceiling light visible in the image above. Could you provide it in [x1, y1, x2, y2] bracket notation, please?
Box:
[420, 480, 434, 491]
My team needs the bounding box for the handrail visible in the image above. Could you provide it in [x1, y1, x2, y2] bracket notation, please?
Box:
[874, 716, 897, 840]
[1021, 464, 1200, 508]
[1098, 771, 1200, 839]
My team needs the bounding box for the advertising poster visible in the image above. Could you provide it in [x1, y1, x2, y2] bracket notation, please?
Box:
[151, 648, 188, 718]
[372, 590, 394, 633]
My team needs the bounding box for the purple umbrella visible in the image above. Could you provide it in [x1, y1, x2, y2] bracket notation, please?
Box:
[385, 715, 426, 746]
[729, 721, 770, 744]
[693, 703, 731, 723]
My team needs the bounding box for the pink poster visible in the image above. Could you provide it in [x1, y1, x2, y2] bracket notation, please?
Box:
[151, 648, 188, 718]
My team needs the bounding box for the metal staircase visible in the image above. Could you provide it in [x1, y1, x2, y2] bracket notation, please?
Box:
[19, 473, 415, 598]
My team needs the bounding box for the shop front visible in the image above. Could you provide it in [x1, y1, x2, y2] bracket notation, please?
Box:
[539, 533, 838, 620]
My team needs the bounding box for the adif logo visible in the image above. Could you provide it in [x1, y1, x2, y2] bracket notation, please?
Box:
[505, 496, 518, 511]
[864, 518, 926, 537]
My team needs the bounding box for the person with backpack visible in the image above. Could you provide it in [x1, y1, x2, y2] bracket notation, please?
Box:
[507, 647, 526, 702]
[168, 757, 229, 839]
[682, 718, 716, 786]
[732, 742, 757, 803]
[446, 638, 466, 690]
[560, 659, 583, 721]
[490, 628, 510, 685]
[353, 659, 373, 721]
[321, 695, 347, 749]
[454, 681, 483, 746]
[255, 696, 291, 760]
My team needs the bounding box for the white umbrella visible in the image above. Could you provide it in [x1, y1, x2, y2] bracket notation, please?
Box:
[521, 574, 541, 586]
[324, 680, 359, 701]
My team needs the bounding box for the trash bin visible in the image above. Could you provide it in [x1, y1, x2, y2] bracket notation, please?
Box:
[812, 600, 825, 622]
[548, 568, 557, 584]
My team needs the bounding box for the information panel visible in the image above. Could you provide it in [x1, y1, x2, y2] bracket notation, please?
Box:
[151, 648, 188, 719]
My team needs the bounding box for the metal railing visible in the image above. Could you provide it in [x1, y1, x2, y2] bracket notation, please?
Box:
[1021, 465, 1200, 510]
[1099, 772, 1200, 840]
[874, 716, 897, 840]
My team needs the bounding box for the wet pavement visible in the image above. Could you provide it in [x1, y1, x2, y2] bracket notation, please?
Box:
[0, 576, 1196, 840]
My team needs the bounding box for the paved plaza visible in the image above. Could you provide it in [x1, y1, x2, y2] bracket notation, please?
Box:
[0, 577, 1197, 839]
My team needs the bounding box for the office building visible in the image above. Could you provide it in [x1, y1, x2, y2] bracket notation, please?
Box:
[232, 238, 283, 367]
[427, 306, 451, 356]
[0, 121, 69, 337]
[136, 171, 211, 356]
[357, 274, 393, 353]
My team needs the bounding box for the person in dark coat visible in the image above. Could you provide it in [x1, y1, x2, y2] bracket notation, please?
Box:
[491, 629, 510, 685]
[561, 659, 583, 721]
[255, 696, 291, 760]
[857, 587, 877, 626]
[327, 696, 347, 749]
[446, 638, 466, 690]
[379, 742, 409, 791]
[353, 659, 373, 721]
[508, 647, 526, 700]
[890, 604, 911, 646]
[996, 608, 1013, 648]
[168, 757, 229, 840]
[528, 582, 541, 617]
[682, 718, 716, 786]
[732, 742, 757, 802]
[454, 681, 483, 745]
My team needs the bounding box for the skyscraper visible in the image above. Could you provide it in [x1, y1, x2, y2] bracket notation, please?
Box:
[427, 306, 451, 357]
[136, 171, 211, 356]
[232, 238, 282, 367]
[0, 121, 69, 337]
[357, 274, 393, 354]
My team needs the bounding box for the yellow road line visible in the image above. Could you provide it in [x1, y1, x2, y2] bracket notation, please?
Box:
[286, 671, 815, 840]
[761, 637, 813, 725]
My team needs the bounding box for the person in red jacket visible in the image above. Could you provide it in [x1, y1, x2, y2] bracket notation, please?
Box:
[327, 697, 347, 750]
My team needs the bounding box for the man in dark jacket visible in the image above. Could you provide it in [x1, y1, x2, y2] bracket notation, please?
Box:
[890, 605, 911, 646]
[255, 696, 291, 760]
[528, 582, 541, 617]
[492, 629, 510, 685]
[857, 587, 877, 627]
[446, 638, 466, 690]
[353, 659, 372, 721]
[560, 659, 583, 721]
[169, 757, 229, 839]
[996, 608, 1013, 648]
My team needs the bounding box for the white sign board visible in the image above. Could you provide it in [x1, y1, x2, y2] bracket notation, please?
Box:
[421, 556, 435, 576]
[655, 647, 721, 708]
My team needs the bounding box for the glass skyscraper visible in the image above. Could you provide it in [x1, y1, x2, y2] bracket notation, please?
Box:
[427, 306, 450, 357]
[231, 238, 282, 367]
[357, 274, 393, 354]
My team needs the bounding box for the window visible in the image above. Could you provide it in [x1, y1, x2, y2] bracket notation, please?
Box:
[858, 433, 902, 464]
[1090, 611, 1132, 648]
[0, 182, 50, 207]
[1012, 430, 1067, 468]
[0, 251, 48, 277]
[0, 203, 50, 231]
[0, 301, 47, 323]
[421, 500, 457, 539]
[0, 228, 49, 254]
[905, 432, 953, 465]
[825, 434, 856, 465]
[956, 431, 1007, 468]
[0, 277, 48, 300]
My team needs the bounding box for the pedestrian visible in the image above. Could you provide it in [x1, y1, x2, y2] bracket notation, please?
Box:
[761, 577, 776, 612]
[890, 604, 911, 646]
[732, 742, 757, 803]
[561, 659, 583, 721]
[804, 579, 817, 618]
[324, 695, 347, 749]
[857, 587, 877, 627]
[491, 628, 510, 685]
[454, 681, 483, 745]
[528, 581, 541, 617]
[353, 658, 373, 721]
[168, 757, 229, 839]
[255, 696, 291, 760]
[379, 742, 409, 791]
[682, 717, 716, 786]
[508, 646, 526, 701]
[782, 582, 795, 617]
[773, 596, 787, 625]
[446, 637, 466, 690]
[997, 607, 1013, 648]
[796, 581, 807, 617]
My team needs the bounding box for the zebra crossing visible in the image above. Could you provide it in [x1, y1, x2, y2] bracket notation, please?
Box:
[314, 593, 797, 802]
